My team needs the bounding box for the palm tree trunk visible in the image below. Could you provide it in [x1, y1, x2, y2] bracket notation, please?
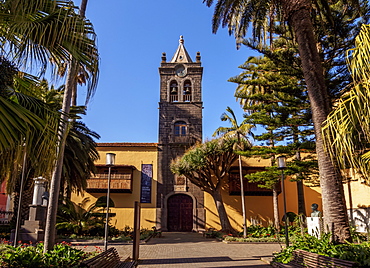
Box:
[79, 0, 88, 17]
[70, 0, 89, 106]
[44, 1, 89, 251]
[273, 182, 280, 232]
[238, 155, 247, 237]
[282, 0, 351, 242]
[44, 61, 76, 252]
[213, 189, 236, 234]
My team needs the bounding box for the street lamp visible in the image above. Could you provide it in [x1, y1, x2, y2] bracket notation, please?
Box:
[104, 153, 115, 251]
[277, 155, 289, 248]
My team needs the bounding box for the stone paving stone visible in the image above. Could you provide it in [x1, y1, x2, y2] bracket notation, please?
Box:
[73, 232, 282, 267]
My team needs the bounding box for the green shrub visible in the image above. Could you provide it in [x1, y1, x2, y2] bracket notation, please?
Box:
[43, 242, 89, 267]
[224, 235, 282, 243]
[244, 225, 277, 238]
[0, 241, 92, 268]
[273, 233, 370, 267]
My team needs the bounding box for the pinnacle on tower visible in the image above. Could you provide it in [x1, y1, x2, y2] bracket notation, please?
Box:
[170, 35, 193, 63]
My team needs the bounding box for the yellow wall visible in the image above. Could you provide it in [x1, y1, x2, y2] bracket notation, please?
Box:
[72, 145, 370, 232]
[343, 172, 370, 209]
[71, 143, 158, 230]
[204, 156, 323, 231]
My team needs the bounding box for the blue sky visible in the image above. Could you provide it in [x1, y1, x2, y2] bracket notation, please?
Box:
[75, 0, 259, 143]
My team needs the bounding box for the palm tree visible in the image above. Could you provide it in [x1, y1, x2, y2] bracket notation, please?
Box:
[213, 107, 252, 237]
[32, 1, 98, 251]
[0, 0, 99, 249]
[323, 24, 370, 183]
[1, 76, 99, 244]
[204, 0, 351, 242]
[34, 81, 100, 197]
[0, 58, 60, 170]
[0, 62, 61, 194]
[0, 0, 98, 176]
[63, 117, 100, 197]
[56, 197, 103, 236]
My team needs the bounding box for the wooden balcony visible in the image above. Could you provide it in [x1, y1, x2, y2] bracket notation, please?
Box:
[228, 167, 281, 196]
[229, 180, 280, 196]
[86, 173, 132, 193]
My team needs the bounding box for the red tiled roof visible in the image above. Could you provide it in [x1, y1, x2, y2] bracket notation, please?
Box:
[95, 164, 136, 169]
[97, 142, 158, 147]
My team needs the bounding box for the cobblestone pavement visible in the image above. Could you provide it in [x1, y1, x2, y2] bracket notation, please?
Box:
[73, 232, 282, 268]
[137, 232, 281, 267]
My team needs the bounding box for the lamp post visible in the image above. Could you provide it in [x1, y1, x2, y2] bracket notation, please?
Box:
[277, 156, 289, 248]
[104, 153, 115, 251]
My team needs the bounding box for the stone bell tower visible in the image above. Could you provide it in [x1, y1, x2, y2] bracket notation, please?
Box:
[156, 36, 205, 232]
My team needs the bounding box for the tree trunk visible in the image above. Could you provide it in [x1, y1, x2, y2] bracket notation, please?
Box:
[44, 0, 88, 251]
[71, 0, 88, 106]
[296, 180, 306, 215]
[12, 178, 32, 228]
[44, 61, 76, 252]
[269, 139, 280, 232]
[273, 182, 280, 232]
[295, 147, 306, 216]
[282, 0, 351, 242]
[79, 0, 88, 17]
[212, 188, 236, 234]
[238, 155, 247, 237]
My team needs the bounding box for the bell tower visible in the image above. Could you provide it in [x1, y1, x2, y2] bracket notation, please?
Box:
[156, 36, 205, 231]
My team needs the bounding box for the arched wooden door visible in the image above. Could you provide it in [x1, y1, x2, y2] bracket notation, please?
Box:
[167, 194, 193, 231]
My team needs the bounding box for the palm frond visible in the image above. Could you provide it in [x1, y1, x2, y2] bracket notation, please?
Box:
[323, 24, 370, 183]
[0, 0, 99, 103]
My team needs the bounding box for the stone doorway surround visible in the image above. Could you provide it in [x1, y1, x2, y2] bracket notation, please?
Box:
[159, 192, 203, 232]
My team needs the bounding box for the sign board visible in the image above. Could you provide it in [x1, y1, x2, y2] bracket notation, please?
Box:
[140, 164, 152, 203]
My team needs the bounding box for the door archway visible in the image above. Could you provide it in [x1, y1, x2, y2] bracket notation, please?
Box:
[167, 194, 193, 231]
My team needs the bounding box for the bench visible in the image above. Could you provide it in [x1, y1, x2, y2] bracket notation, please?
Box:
[80, 247, 136, 268]
[272, 249, 356, 268]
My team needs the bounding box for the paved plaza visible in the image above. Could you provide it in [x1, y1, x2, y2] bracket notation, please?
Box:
[73, 232, 283, 267]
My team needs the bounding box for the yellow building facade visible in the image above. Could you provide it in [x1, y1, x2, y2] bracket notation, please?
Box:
[71, 37, 369, 233]
[70, 142, 370, 234]
[72, 143, 158, 230]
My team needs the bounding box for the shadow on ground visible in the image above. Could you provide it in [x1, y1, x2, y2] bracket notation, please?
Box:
[138, 256, 261, 265]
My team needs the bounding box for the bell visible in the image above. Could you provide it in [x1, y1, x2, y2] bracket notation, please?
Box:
[171, 87, 177, 93]
[185, 87, 191, 93]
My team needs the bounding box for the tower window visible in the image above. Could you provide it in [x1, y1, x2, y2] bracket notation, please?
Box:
[170, 81, 178, 102]
[183, 80, 192, 102]
[174, 121, 187, 136]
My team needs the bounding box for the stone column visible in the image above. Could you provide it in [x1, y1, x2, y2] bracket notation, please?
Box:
[32, 177, 46, 205]
[18, 177, 48, 243]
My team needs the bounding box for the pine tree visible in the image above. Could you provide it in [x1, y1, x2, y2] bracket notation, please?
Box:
[230, 55, 318, 229]
[229, 3, 370, 232]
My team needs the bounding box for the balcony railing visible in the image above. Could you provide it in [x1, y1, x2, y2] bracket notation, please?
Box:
[87, 173, 132, 193]
[183, 94, 192, 102]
